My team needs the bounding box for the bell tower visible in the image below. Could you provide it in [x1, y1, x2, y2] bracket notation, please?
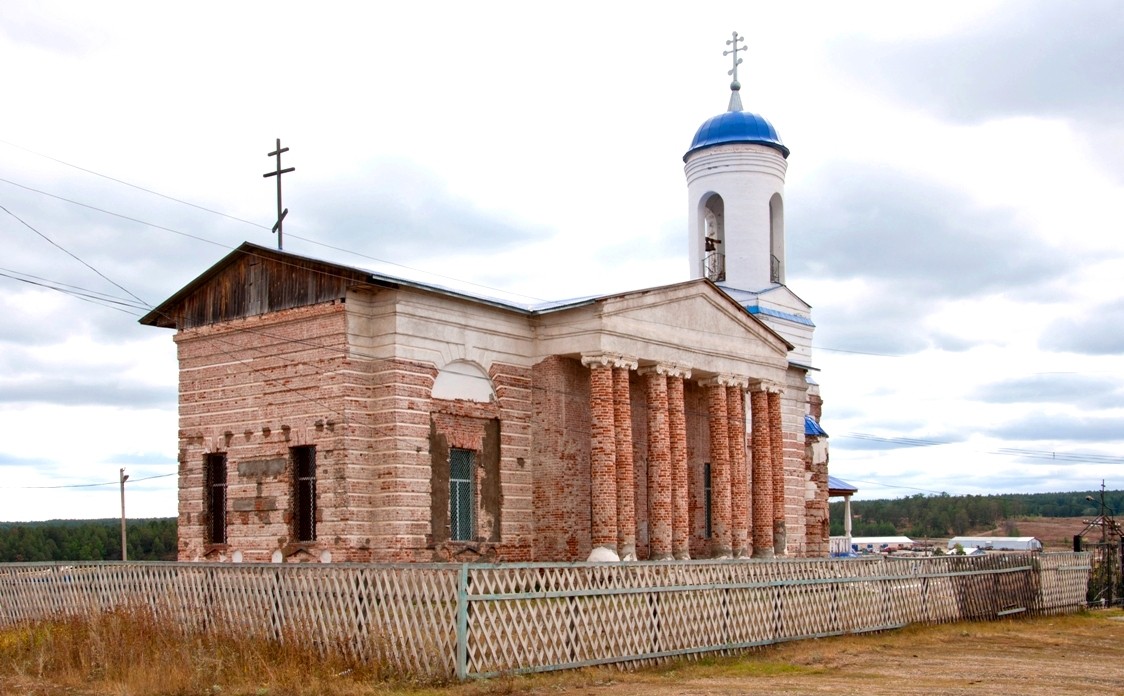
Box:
[684, 31, 790, 292]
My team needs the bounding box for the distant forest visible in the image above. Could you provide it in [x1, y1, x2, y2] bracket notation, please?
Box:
[0, 489, 1121, 561]
[831, 489, 1124, 538]
[0, 518, 176, 562]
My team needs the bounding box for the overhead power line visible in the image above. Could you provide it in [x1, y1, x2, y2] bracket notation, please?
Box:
[2, 472, 176, 490]
[0, 138, 269, 230]
[0, 202, 148, 307]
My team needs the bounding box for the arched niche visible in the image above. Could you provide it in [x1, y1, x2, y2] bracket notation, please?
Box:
[769, 192, 784, 284]
[432, 360, 496, 402]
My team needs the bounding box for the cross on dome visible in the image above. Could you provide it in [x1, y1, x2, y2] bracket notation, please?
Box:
[723, 31, 746, 112]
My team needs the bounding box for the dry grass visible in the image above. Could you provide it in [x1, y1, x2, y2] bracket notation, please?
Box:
[3, 609, 1124, 695]
[0, 606, 440, 695]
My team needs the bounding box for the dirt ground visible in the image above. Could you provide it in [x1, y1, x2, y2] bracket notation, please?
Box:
[981, 517, 1091, 550]
[445, 609, 1124, 696]
[3, 610, 1122, 696]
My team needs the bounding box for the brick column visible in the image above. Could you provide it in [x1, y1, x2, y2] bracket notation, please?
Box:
[582, 354, 617, 558]
[666, 367, 691, 560]
[640, 366, 673, 560]
[612, 360, 638, 561]
[704, 378, 732, 558]
[768, 387, 786, 556]
[727, 381, 749, 558]
[750, 384, 773, 558]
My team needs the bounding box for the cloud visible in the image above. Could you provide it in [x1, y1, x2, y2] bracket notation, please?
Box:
[0, 3, 101, 56]
[292, 160, 555, 261]
[788, 164, 1079, 353]
[0, 378, 173, 408]
[989, 412, 1124, 443]
[1039, 298, 1124, 355]
[791, 164, 1072, 295]
[829, 1, 1124, 178]
[974, 373, 1123, 408]
[831, 1, 1124, 123]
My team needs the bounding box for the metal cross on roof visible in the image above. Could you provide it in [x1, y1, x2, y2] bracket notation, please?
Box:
[724, 31, 745, 87]
[263, 138, 295, 250]
[723, 31, 746, 112]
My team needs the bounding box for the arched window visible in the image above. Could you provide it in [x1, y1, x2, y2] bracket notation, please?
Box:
[432, 361, 495, 402]
[702, 194, 725, 282]
[769, 193, 784, 284]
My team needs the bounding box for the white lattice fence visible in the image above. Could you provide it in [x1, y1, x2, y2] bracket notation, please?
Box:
[0, 562, 460, 678]
[0, 553, 1091, 680]
[460, 553, 1089, 676]
[1035, 552, 1093, 614]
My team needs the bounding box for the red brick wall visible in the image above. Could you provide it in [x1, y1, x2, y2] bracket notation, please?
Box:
[176, 301, 359, 562]
[531, 356, 591, 560]
[683, 381, 712, 559]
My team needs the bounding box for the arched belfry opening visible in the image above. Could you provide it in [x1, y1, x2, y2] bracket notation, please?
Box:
[702, 193, 725, 282]
[769, 193, 784, 284]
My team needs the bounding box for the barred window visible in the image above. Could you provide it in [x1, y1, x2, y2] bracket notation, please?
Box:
[292, 445, 317, 542]
[450, 448, 475, 542]
[204, 453, 227, 544]
[704, 462, 713, 539]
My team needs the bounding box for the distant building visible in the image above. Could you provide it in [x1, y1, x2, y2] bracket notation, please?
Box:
[852, 536, 915, 553]
[948, 536, 1042, 552]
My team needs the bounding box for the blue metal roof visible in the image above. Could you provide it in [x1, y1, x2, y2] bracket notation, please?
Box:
[747, 305, 816, 327]
[684, 110, 790, 161]
[828, 475, 857, 493]
[805, 415, 828, 438]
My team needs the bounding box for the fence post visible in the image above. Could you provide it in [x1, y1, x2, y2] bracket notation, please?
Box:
[456, 564, 469, 680]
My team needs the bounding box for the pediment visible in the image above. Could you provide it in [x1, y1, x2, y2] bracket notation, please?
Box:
[599, 285, 791, 358]
[523, 280, 798, 379]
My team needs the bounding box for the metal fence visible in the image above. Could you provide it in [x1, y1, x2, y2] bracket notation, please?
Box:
[0, 552, 1090, 680]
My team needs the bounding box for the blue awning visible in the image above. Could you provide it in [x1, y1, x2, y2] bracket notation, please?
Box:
[805, 415, 828, 437]
[828, 475, 857, 494]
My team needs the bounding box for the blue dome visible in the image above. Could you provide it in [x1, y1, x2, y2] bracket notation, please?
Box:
[684, 110, 790, 161]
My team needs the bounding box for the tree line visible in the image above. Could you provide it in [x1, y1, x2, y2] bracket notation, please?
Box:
[0, 518, 176, 562]
[830, 489, 1124, 538]
[2, 488, 1121, 560]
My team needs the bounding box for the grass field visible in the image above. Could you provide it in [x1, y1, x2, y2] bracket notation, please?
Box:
[2, 608, 1122, 695]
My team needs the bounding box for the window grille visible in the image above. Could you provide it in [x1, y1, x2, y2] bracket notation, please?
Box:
[204, 453, 227, 544]
[703, 251, 725, 282]
[703, 462, 713, 538]
[770, 254, 781, 283]
[450, 448, 475, 541]
[292, 445, 317, 542]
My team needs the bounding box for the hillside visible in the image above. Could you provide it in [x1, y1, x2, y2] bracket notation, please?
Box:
[830, 488, 1122, 539]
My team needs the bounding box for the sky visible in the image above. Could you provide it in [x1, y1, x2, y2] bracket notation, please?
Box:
[1, 1, 1122, 522]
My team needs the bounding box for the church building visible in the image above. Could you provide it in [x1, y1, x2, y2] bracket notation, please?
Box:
[141, 34, 831, 563]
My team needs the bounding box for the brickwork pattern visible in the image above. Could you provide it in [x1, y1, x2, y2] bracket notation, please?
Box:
[749, 387, 773, 558]
[644, 369, 672, 560]
[727, 385, 749, 557]
[588, 362, 618, 553]
[612, 366, 637, 560]
[706, 383, 732, 557]
[173, 302, 825, 565]
[804, 432, 830, 557]
[175, 302, 357, 563]
[768, 389, 786, 555]
[531, 356, 592, 560]
[683, 382, 710, 559]
[667, 375, 690, 559]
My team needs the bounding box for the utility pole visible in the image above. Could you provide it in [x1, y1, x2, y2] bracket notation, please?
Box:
[119, 467, 129, 561]
[263, 138, 295, 250]
[1101, 480, 1109, 545]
